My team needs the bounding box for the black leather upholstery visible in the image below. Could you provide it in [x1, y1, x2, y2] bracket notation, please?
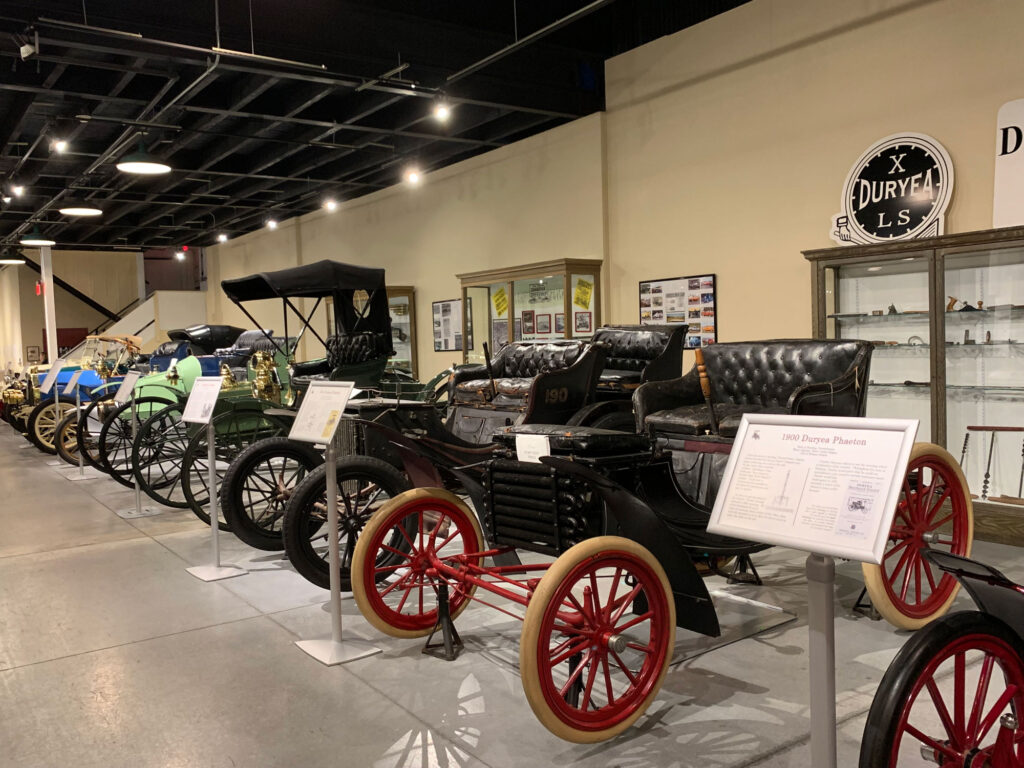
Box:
[327, 332, 392, 366]
[635, 339, 872, 437]
[450, 341, 588, 405]
[592, 325, 686, 392]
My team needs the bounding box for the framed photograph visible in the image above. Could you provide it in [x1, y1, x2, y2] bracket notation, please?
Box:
[432, 299, 463, 352]
[638, 273, 717, 343]
[555, 313, 565, 333]
[536, 314, 551, 334]
[522, 310, 535, 334]
[25, 345, 41, 363]
[574, 311, 592, 333]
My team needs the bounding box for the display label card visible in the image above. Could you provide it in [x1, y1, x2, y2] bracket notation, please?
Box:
[63, 369, 84, 396]
[288, 381, 355, 444]
[515, 434, 552, 464]
[38, 358, 66, 395]
[181, 377, 223, 424]
[707, 414, 918, 564]
[113, 371, 141, 404]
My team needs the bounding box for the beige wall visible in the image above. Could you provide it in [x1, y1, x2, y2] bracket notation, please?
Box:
[203, 0, 1022, 376]
[206, 113, 606, 374]
[15, 249, 140, 356]
[0, 266, 21, 367]
[603, 0, 1024, 341]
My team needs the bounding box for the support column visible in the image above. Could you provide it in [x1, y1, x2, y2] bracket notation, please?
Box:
[136, 251, 146, 302]
[39, 246, 58, 364]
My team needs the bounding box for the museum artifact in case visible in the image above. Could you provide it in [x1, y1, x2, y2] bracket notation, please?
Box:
[805, 225, 1024, 512]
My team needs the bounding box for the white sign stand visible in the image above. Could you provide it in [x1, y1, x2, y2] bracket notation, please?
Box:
[290, 380, 380, 665]
[111, 372, 160, 519]
[61, 369, 92, 481]
[182, 377, 246, 582]
[707, 414, 918, 768]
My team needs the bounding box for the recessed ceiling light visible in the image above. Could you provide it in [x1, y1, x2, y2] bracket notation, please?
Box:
[404, 167, 421, 185]
[267, 219, 278, 230]
[116, 141, 172, 175]
[53, 140, 68, 154]
[217, 233, 228, 243]
[11, 185, 24, 197]
[1, 196, 10, 204]
[174, 250, 185, 261]
[324, 199, 338, 212]
[58, 200, 103, 217]
[902, 257, 915, 261]
[20, 226, 55, 247]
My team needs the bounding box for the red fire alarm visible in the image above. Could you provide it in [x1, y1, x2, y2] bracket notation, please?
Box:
[35, 280, 43, 296]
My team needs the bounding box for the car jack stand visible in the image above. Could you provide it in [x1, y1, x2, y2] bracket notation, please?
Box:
[852, 587, 881, 621]
[423, 582, 463, 661]
[727, 554, 762, 585]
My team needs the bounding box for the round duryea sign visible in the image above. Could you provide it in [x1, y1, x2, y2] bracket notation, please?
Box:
[830, 133, 954, 246]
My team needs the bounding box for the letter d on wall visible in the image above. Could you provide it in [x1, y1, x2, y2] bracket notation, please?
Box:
[994, 98, 1024, 227]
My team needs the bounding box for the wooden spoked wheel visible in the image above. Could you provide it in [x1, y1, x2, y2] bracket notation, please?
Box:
[520, 536, 675, 743]
[351, 488, 483, 638]
[862, 443, 973, 630]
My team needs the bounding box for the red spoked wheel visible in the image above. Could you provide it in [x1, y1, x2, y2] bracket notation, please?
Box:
[863, 443, 974, 630]
[351, 488, 484, 639]
[860, 611, 1024, 767]
[520, 536, 675, 743]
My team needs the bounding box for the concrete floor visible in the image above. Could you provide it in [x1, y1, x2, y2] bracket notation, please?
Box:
[1, 423, 1021, 768]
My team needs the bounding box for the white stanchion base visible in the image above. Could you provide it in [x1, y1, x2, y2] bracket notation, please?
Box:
[46, 458, 63, 466]
[18, 443, 34, 449]
[295, 638, 381, 666]
[66, 470, 101, 481]
[186, 564, 247, 582]
[115, 505, 163, 519]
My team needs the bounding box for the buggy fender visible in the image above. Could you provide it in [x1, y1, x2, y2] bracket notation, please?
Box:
[540, 456, 721, 638]
[565, 399, 631, 427]
[357, 419, 443, 486]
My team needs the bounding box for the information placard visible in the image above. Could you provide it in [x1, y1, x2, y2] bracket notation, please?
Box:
[113, 371, 141, 404]
[288, 381, 355, 444]
[708, 414, 918, 563]
[38, 358, 66, 395]
[181, 377, 223, 424]
[62, 368, 84, 396]
[515, 434, 552, 464]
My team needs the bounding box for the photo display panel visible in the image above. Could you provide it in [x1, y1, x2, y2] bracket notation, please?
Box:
[639, 274, 717, 348]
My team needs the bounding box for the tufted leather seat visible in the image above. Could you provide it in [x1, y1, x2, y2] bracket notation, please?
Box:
[451, 341, 587, 405]
[635, 339, 872, 438]
[591, 325, 686, 393]
[327, 332, 392, 366]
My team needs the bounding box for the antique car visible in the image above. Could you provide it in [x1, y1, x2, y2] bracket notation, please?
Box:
[339, 338, 973, 742]
[4, 334, 141, 454]
[135, 324, 246, 374]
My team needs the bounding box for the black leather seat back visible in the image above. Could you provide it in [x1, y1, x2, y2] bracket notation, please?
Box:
[703, 340, 869, 415]
[327, 332, 392, 366]
[500, 341, 584, 377]
[592, 327, 669, 372]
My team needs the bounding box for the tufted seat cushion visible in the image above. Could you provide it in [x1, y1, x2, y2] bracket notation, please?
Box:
[450, 341, 589, 408]
[592, 325, 685, 392]
[599, 369, 644, 388]
[327, 332, 392, 366]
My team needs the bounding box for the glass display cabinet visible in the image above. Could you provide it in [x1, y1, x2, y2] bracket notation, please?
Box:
[805, 226, 1024, 511]
[457, 258, 603, 365]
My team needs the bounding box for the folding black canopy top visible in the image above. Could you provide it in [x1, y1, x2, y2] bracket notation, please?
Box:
[220, 260, 386, 302]
[220, 259, 393, 356]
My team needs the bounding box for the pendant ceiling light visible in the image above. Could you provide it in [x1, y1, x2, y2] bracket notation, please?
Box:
[116, 139, 171, 175]
[58, 199, 103, 217]
[20, 226, 56, 247]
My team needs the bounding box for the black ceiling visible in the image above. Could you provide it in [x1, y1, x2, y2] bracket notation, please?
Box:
[0, 0, 747, 250]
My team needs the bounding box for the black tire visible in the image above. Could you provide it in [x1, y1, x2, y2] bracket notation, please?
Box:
[26, 395, 77, 453]
[131, 404, 191, 509]
[55, 410, 81, 465]
[180, 410, 289, 529]
[221, 437, 324, 551]
[75, 392, 117, 468]
[860, 611, 1024, 767]
[97, 396, 175, 486]
[282, 456, 412, 590]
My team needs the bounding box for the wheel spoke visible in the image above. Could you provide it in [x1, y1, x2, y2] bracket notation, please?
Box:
[925, 487, 953, 525]
[955, 651, 966, 738]
[601, 654, 616, 708]
[615, 610, 654, 634]
[884, 539, 914, 562]
[610, 649, 639, 686]
[925, 677, 960, 745]
[903, 723, 961, 761]
[579, 653, 601, 712]
[609, 583, 644, 624]
[967, 655, 996, 744]
[975, 684, 1019, 746]
[549, 637, 590, 667]
[558, 649, 593, 698]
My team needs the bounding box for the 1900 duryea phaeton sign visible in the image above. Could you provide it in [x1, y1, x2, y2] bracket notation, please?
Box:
[830, 132, 954, 245]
